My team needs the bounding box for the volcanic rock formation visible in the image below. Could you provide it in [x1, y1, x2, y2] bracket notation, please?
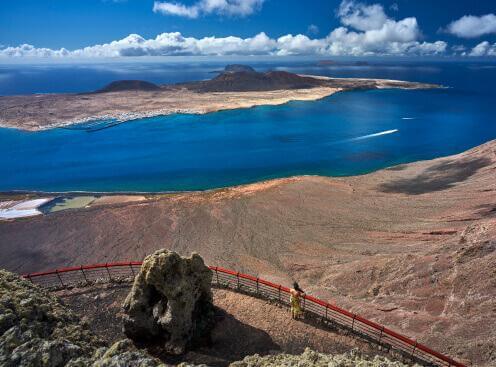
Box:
[230, 347, 418, 367]
[122, 249, 215, 355]
[0, 269, 165, 367]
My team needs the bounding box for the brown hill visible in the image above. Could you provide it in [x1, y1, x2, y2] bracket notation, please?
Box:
[95, 80, 161, 93]
[183, 70, 326, 92]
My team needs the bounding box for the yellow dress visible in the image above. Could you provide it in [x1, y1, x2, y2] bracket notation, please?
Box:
[290, 290, 302, 315]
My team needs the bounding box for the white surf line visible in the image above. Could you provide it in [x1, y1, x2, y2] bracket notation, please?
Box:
[401, 117, 416, 120]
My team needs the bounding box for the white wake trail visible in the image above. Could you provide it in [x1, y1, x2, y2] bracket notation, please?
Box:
[346, 129, 399, 142]
[327, 129, 398, 146]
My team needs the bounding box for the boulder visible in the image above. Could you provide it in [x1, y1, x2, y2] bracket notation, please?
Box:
[122, 249, 215, 355]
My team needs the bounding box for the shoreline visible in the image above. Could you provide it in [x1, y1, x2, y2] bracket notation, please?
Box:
[1, 138, 493, 199]
[0, 76, 439, 132]
[0, 86, 341, 132]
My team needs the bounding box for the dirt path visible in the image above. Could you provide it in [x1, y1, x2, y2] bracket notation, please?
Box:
[56, 285, 388, 366]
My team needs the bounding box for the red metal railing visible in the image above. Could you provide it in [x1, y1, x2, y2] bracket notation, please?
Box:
[22, 262, 465, 367]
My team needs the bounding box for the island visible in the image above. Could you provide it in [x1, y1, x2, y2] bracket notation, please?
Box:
[0, 65, 439, 131]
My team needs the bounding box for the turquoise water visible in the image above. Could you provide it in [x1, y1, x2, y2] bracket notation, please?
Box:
[1, 61, 495, 192]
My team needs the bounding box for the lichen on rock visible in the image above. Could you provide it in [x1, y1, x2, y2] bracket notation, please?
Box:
[68, 339, 166, 367]
[122, 249, 215, 355]
[0, 269, 166, 367]
[230, 347, 419, 367]
[0, 269, 101, 366]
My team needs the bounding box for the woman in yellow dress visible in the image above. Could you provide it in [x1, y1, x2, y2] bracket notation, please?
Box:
[290, 282, 305, 319]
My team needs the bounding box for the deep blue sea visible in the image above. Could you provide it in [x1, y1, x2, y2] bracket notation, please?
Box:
[1, 60, 495, 192]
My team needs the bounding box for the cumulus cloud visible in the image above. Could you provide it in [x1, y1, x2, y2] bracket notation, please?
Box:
[0, 1, 450, 58]
[0, 44, 71, 58]
[337, 0, 388, 31]
[445, 14, 496, 38]
[325, 0, 444, 56]
[153, 0, 265, 18]
[468, 41, 496, 57]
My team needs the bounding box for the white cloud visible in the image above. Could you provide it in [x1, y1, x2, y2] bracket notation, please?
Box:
[468, 41, 496, 57]
[153, 2, 200, 18]
[276, 34, 325, 56]
[324, 1, 444, 56]
[0, 44, 71, 58]
[446, 14, 496, 38]
[0, 29, 447, 59]
[337, 0, 388, 31]
[153, 0, 265, 18]
[0, 1, 450, 59]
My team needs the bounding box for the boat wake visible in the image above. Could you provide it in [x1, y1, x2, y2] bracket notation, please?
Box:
[334, 129, 399, 145]
[401, 117, 416, 120]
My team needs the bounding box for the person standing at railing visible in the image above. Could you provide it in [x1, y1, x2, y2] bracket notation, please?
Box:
[290, 282, 305, 319]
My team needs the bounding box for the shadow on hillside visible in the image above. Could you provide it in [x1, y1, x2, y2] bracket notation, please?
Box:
[153, 308, 280, 367]
[378, 157, 491, 195]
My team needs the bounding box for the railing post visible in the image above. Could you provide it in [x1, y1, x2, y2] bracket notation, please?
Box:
[325, 305, 328, 320]
[80, 266, 88, 284]
[411, 341, 418, 358]
[56, 270, 64, 287]
[351, 314, 356, 331]
[105, 263, 112, 281]
[379, 325, 384, 342]
[278, 285, 281, 302]
[256, 278, 259, 294]
[26, 275, 33, 283]
[129, 262, 135, 277]
[236, 272, 240, 289]
[215, 268, 219, 285]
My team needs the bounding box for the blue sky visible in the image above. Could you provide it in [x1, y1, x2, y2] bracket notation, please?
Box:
[1, 0, 495, 58]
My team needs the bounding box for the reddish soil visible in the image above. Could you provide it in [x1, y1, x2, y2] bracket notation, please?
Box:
[56, 285, 388, 366]
[2, 140, 496, 366]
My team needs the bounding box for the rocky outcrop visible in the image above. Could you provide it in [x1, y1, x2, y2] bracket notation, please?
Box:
[0, 269, 165, 366]
[70, 340, 166, 367]
[0, 269, 101, 366]
[122, 249, 215, 355]
[230, 348, 419, 367]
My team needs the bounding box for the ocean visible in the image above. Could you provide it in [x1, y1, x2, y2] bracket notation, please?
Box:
[1, 59, 495, 192]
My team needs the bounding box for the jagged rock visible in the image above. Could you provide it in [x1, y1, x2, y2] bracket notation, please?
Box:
[230, 347, 420, 367]
[0, 269, 102, 367]
[122, 249, 215, 355]
[0, 269, 167, 367]
[68, 340, 166, 367]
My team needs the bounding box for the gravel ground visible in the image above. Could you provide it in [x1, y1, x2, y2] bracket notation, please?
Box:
[56, 285, 391, 366]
